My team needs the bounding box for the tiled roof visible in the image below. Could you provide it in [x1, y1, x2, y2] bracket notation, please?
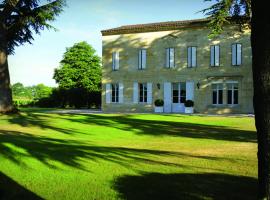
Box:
[101, 18, 210, 35]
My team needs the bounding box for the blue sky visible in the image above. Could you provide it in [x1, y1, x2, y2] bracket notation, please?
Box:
[9, 0, 214, 86]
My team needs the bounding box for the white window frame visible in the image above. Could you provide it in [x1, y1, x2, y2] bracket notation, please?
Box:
[112, 52, 119, 70]
[212, 83, 223, 105]
[139, 83, 147, 103]
[210, 45, 220, 67]
[111, 83, 119, 103]
[138, 49, 147, 70]
[172, 82, 186, 104]
[187, 46, 197, 67]
[232, 43, 242, 66]
[166, 48, 175, 68]
[227, 81, 239, 105]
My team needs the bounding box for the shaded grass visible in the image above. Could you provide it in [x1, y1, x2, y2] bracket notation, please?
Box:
[0, 108, 257, 199]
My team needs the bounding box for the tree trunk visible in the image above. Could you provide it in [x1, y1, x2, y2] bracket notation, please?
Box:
[0, 41, 14, 113]
[251, 2, 270, 199]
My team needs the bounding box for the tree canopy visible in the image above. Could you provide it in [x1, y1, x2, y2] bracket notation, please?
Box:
[53, 41, 102, 93]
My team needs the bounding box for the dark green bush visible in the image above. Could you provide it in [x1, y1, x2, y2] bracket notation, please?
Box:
[184, 100, 194, 107]
[154, 99, 164, 107]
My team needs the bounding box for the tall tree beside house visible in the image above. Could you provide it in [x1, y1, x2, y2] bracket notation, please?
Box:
[202, 0, 270, 199]
[0, 0, 65, 113]
[53, 41, 101, 107]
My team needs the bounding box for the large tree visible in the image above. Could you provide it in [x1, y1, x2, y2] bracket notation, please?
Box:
[53, 41, 101, 93]
[0, 0, 65, 113]
[202, 0, 269, 199]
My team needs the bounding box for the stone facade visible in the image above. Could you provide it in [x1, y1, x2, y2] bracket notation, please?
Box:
[101, 19, 253, 114]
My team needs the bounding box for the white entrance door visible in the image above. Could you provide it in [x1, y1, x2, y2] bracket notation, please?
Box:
[164, 82, 172, 113]
[172, 82, 186, 113]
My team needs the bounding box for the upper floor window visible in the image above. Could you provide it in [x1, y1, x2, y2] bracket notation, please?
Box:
[187, 46, 197, 67]
[172, 82, 186, 103]
[112, 52, 119, 70]
[210, 45, 220, 67]
[139, 83, 147, 103]
[232, 43, 242, 66]
[227, 82, 239, 105]
[111, 83, 119, 103]
[166, 48, 175, 68]
[212, 83, 223, 105]
[138, 49, 147, 70]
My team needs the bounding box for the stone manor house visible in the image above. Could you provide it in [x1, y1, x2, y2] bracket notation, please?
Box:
[101, 18, 253, 114]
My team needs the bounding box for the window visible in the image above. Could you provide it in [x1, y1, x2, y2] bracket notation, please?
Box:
[187, 46, 197, 67]
[111, 83, 119, 103]
[227, 82, 238, 105]
[172, 82, 186, 103]
[138, 49, 146, 69]
[112, 52, 119, 70]
[232, 43, 242, 66]
[210, 45, 220, 67]
[139, 83, 147, 103]
[212, 83, 223, 105]
[166, 48, 175, 68]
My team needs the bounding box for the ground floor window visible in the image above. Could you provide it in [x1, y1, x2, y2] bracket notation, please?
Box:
[111, 83, 119, 103]
[212, 83, 223, 105]
[227, 82, 238, 105]
[139, 83, 147, 103]
[172, 82, 186, 103]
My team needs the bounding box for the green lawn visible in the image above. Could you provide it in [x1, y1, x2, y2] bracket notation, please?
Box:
[0, 109, 257, 200]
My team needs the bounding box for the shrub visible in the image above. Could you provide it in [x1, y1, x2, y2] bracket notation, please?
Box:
[184, 100, 194, 107]
[154, 99, 164, 107]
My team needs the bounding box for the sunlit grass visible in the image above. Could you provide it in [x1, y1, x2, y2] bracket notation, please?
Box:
[0, 108, 257, 199]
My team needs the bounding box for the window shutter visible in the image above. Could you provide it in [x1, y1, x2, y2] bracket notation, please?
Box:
[169, 48, 174, 67]
[186, 81, 194, 101]
[215, 46, 220, 66]
[105, 84, 111, 104]
[210, 46, 215, 66]
[147, 82, 152, 104]
[164, 82, 172, 113]
[119, 83, 124, 103]
[142, 49, 146, 69]
[115, 52, 119, 70]
[166, 48, 170, 68]
[188, 47, 192, 67]
[133, 82, 138, 103]
[232, 44, 236, 65]
[192, 47, 196, 67]
[112, 53, 115, 70]
[138, 50, 142, 69]
[237, 44, 242, 65]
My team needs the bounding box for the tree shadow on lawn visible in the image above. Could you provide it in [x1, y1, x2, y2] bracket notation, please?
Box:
[6, 112, 256, 143]
[113, 172, 257, 200]
[63, 114, 256, 143]
[0, 171, 43, 200]
[0, 130, 242, 171]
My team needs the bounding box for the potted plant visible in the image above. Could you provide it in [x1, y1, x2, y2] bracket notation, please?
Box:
[184, 100, 194, 114]
[154, 99, 164, 113]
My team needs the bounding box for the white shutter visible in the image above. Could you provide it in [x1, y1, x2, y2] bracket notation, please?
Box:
[138, 50, 142, 69]
[133, 82, 138, 103]
[147, 82, 152, 104]
[166, 48, 170, 68]
[188, 47, 192, 67]
[142, 49, 146, 69]
[105, 83, 111, 104]
[119, 83, 124, 103]
[192, 47, 196, 67]
[169, 48, 174, 67]
[215, 46, 220, 66]
[237, 44, 242, 65]
[232, 44, 236, 65]
[186, 81, 194, 101]
[164, 82, 172, 113]
[210, 46, 215, 66]
[115, 52, 119, 70]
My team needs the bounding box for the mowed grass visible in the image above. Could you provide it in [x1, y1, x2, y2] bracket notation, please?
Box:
[0, 109, 257, 200]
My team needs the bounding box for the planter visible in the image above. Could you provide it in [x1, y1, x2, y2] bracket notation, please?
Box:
[154, 106, 164, 113]
[185, 107, 194, 114]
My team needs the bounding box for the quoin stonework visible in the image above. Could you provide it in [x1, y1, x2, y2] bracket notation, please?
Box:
[101, 18, 253, 114]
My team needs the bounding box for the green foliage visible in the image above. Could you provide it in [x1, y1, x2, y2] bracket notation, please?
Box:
[0, 0, 66, 54]
[184, 100, 194, 107]
[154, 99, 164, 107]
[53, 41, 102, 93]
[32, 84, 52, 100]
[201, 0, 251, 38]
